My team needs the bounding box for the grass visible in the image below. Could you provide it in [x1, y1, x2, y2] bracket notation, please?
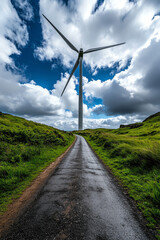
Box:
[76, 112, 160, 239]
[0, 112, 74, 214]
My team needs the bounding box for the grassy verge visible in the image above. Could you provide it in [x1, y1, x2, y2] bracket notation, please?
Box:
[0, 112, 74, 214]
[77, 113, 160, 239]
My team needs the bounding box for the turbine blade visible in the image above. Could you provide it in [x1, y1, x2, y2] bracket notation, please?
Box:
[42, 14, 78, 53]
[84, 42, 126, 54]
[61, 57, 80, 96]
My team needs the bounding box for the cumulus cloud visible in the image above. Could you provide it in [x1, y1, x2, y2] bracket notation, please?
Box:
[0, 1, 67, 118]
[0, 0, 29, 64]
[1, 0, 160, 130]
[0, 1, 91, 130]
[28, 114, 145, 131]
[0, 65, 62, 116]
[13, 0, 34, 21]
[0, 63, 91, 122]
[84, 37, 160, 116]
[36, 0, 160, 71]
[34, 0, 160, 122]
[52, 74, 91, 117]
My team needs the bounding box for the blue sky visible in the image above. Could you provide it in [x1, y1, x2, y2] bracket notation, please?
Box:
[0, 0, 160, 130]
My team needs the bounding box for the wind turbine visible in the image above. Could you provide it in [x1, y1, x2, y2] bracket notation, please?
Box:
[42, 14, 125, 130]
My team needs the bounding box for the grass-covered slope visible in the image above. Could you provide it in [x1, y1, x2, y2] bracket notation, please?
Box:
[0, 112, 74, 213]
[77, 112, 160, 239]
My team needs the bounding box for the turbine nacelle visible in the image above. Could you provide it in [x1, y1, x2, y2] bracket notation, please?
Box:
[79, 48, 83, 58]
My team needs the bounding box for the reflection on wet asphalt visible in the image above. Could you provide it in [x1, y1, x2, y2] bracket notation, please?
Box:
[3, 135, 153, 240]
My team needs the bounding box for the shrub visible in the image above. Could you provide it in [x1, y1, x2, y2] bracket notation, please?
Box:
[110, 143, 132, 158]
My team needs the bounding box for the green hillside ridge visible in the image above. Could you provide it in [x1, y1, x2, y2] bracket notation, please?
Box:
[143, 112, 160, 123]
[77, 112, 160, 239]
[0, 112, 74, 213]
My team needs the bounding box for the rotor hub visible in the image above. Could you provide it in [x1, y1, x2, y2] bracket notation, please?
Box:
[79, 48, 83, 58]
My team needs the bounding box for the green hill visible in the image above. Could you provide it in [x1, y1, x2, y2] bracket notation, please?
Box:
[0, 112, 74, 213]
[77, 112, 160, 239]
[143, 112, 160, 123]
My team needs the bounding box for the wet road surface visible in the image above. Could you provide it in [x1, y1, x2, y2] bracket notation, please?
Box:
[2, 135, 153, 240]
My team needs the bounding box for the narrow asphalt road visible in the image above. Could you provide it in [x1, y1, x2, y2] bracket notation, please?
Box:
[2, 135, 153, 240]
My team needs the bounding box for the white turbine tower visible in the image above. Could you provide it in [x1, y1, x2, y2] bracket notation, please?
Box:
[43, 14, 125, 130]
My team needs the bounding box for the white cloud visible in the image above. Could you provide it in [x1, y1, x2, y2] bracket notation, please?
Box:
[35, 0, 80, 67]
[0, 65, 62, 116]
[0, 63, 91, 121]
[0, 1, 67, 118]
[1, 0, 160, 131]
[84, 37, 160, 116]
[52, 73, 91, 117]
[14, 0, 34, 21]
[0, 1, 61, 117]
[34, 0, 160, 125]
[0, 0, 91, 128]
[77, 0, 97, 20]
[27, 114, 146, 131]
[0, 0, 29, 64]
[36, 0, 160, 71]
[82, 114, 144, 130]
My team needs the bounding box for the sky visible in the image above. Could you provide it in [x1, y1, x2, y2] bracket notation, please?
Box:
[0, 0, 160, 130]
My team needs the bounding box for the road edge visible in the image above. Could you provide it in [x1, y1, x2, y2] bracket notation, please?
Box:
[0, 135, 77, 238]
[82, 136, 157, 240]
